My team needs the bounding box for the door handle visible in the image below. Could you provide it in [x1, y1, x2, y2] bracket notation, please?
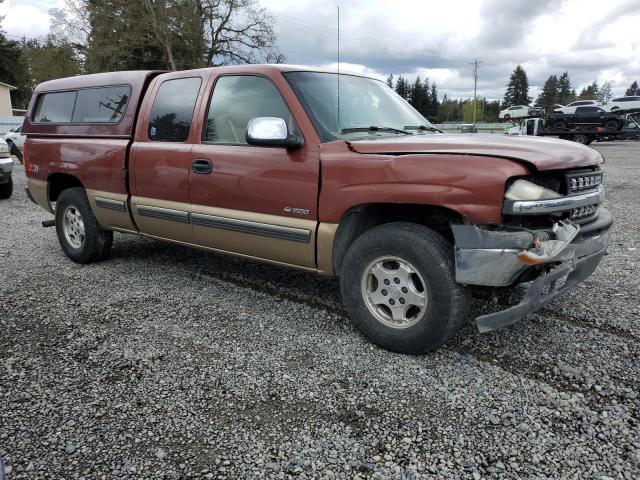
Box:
[192, 159, 213, 174]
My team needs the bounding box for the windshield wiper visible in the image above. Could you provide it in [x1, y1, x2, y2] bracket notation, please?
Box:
[403, 124, 443, 133]
[340, 126, 411, 135]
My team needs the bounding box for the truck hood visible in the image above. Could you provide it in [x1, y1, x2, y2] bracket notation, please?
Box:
[348, 133, 603, 171]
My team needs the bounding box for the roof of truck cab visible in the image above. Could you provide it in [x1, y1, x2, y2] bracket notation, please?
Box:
[206, 64, 376, 79]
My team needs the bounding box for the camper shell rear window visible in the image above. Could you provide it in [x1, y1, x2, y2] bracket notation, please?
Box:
[32, 85, 131, 124]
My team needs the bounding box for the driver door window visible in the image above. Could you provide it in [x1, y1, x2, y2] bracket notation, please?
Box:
[204, 75, 298, 144]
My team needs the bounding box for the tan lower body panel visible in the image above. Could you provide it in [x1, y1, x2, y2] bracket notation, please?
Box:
[27, 178, 52, 213]
[98, 194, 339, 274]
[140, 232, 319, 273]
[190, 204, 317, 268]
[130, 196, 195, 244]
[87, 189, 137, 231]
[316, 222, 339, 275]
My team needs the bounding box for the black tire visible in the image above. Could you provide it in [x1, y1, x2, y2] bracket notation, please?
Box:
[0, 175, 12, 199]
[340, 222, 470, 355]
[55, 187, 113, 264]
[503, 114, 511, 121]
[553, 119, 567, 130]
[604, 119, 620, 131]
[573, 134, 589, 144]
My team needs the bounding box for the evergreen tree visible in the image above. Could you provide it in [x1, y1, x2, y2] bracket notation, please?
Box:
[557, 72, 576, 105]
[0, 13, 29, 109]
[395, 76, 410, 99]
[626, 81, 639, 96]
[410, 76, 424, 113]
[536, 75, 558, 112]
[579, 81, 599, 100]
[429, 83, 439, 119]
[386, 74, 394, 89]
[503, 65, 530, 106]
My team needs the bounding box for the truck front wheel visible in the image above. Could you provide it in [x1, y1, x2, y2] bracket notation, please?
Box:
[0, 175, 13, 199]
[340, 222, 470, 354]
[55, 187, 113, 264]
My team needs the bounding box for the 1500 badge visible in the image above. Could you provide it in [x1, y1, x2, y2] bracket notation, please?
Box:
[283, 206, 310, 216]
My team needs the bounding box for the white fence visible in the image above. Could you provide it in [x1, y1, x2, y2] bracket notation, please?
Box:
[433, 123, 505, 133]
[0, 116, 24, 136]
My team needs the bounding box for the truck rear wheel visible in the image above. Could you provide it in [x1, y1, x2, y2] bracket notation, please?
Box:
[553, 119, 567, 129]
[55, 187, 113, 264]
[573, 133, 589, 144]
[339, 222, 470, 354]
[0, 175, 12, 199]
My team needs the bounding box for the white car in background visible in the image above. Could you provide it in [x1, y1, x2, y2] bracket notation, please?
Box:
[0, 140, 10, 159]
[604, 96, 640, 113]
[498, 105, 543, 120]
[553, 104, 565, 113]
[4, 125, 26, 149]
[560, 100, 602, 114]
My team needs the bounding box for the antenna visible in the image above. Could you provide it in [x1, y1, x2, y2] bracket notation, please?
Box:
[337, 5, 340, 130]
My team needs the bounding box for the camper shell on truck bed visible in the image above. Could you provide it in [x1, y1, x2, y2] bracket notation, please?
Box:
[22, 65, 613, 355]
[22, 71, 164, 207]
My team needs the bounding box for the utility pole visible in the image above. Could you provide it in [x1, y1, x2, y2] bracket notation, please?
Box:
[470, 59, 483, 131]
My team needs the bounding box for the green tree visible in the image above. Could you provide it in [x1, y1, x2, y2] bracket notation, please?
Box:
[435, 95, 463, 123]
[386, 74, 394, 89]
[51, 0, 283, 72]
[428, 83, 439, 120]
[557, 72, 576, 105]
[625, 81, 639, 96]
[395, 76, 410, 100]
[579, 81, 599, 100]
[503, 65, 530, 106]
[16, 36, 81, 106]
[462, 98, 482, 122]
[0, 4, 30, 110]
[482, 100, 501, 123]
[409, 77, 422, 110]
[536, 75, 558, 112]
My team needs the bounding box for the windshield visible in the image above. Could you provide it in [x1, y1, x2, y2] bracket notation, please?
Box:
[285, 71, 436, 141]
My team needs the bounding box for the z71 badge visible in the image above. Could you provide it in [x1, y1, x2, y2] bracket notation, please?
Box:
[283, 206, 310, 216]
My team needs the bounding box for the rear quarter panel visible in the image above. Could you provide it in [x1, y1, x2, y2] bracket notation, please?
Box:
[25, 137, 129, 194]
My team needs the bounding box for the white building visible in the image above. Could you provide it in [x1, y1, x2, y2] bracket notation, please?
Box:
[0, 81, 17, 117]
[0, 82, 25, 135]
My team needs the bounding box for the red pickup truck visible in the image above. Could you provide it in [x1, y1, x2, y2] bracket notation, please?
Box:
[22, 65, 612, 354]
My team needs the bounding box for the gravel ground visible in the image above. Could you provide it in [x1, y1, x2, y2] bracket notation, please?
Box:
[1, 143, 639, 479]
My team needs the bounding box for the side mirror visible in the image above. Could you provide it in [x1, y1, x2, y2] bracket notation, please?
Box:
[246, 117, 303, 149]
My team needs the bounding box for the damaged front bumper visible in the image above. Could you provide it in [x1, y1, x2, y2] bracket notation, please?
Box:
[452, 208, 613, 332]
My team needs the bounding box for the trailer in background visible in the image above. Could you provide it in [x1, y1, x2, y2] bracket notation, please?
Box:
[506, 114, 640, 145]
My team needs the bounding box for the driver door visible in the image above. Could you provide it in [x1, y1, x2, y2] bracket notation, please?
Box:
[189, 74, 319, 268]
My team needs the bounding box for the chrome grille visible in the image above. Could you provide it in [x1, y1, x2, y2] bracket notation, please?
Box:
[566, 171, 603, 193]
[570, 204, 598, 221]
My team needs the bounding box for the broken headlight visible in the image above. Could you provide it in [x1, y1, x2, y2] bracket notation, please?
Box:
[504, 180, 561, 201]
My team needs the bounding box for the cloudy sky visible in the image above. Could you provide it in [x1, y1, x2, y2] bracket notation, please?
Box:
[2, 0, 639, 101]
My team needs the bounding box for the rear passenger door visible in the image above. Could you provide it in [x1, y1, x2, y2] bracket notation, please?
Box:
[188, 73, 320, 268]
[130, 74, 205, 243]
[574, 106, 602, 125]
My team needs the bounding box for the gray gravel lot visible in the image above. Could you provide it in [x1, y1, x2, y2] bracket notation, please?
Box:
[1, 143, 639, 479]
